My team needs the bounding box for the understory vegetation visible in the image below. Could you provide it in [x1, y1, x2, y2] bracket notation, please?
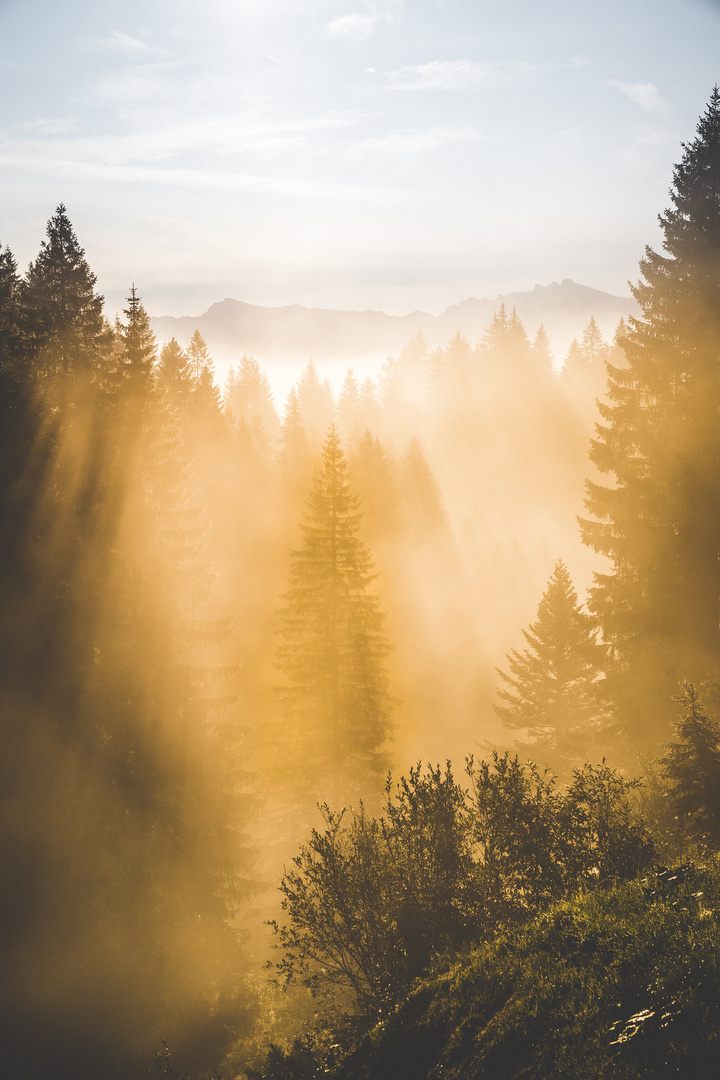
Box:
[4, 84, 720, 1080]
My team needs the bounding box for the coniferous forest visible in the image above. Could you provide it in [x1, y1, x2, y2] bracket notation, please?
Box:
[4, 91, 720, 1080]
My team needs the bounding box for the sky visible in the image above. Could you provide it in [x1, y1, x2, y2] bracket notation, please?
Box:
[1, 0, 719, 319]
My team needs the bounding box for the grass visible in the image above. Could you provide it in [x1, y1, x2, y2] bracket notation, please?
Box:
[332, 861, 720, 1080]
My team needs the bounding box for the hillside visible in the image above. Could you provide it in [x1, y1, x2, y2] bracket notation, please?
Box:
[317, 864, 720, 1080]
[149, 279, 636, 371]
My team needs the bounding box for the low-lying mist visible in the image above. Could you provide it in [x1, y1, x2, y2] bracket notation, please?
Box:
[0, 217, 625, 1078]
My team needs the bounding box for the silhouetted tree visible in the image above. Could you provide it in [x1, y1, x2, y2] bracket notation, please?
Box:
[157, 337, 193, 412]
[275, 426, 393, 813]
[0, 242, 27, 380]
[580, 89, 720, 744]
[116, 283, 157, 395]
[662, 682, 720, 849]
[495, 560, 609, 769]
[24, 204, 110, 383]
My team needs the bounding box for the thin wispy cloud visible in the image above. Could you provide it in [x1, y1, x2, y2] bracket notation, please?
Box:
[385, 60, 492, 91]
[325, 11, 382, 39]
[382, 58, 573, 91]
[97, 29, 169, 60]
[3, 110, 361, 169]
[21, 116, 78, 136]
[608, 80, 661, 110]
[358, 126, 483, 153]
[0, 151, 405, 203]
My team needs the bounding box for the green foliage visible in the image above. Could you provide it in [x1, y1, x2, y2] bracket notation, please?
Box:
[662, 682, 720, 849]
[269, 755, 653, 1025]
[580, 89, 720, 743]
[335, 862, 720, 1080]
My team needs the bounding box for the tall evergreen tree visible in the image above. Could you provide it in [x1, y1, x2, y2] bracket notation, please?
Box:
[116, 284, 156, 395]
[275, 426, 393, 814]
[662, 682, 720, 849]
[296, 359, 335, 445]
[24, 204, 110, 381]
[157, 336, 193, 412]
[531, 323, 554, 374]
[495, 560, 609, 770]
[224, 354, 279, 452]
[0, 243, 27, 380]
[580, 89, 720, 744]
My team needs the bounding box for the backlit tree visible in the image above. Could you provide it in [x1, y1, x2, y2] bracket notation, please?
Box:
[580, 88, 720, 744]
[275, 426, 393, 813]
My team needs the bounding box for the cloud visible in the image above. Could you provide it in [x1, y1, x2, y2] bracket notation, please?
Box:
[325, 11, 382, 39]
[608, 80, 661, 110]
[386, 59, 492, 90]
[0, 151, 402, 204]
[21, 116, 78, 136]
[97, 29, 169, 60]
[381, 58, 568, 91]
[358, 126, 483, 153]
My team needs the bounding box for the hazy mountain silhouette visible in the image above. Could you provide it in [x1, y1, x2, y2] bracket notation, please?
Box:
[150, 280, 636, 368]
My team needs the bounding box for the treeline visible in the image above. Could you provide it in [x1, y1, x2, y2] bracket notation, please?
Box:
[248, 86, 720, 1080]
[3, 87, 720, 1080]
[0, 205, 616, 1078]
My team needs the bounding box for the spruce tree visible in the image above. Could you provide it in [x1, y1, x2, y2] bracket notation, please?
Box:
[0, 243, 27, 381]
[24, 204, 110, 381]
[494, 560, 609, 769]
[117, 284, 156, 395]
[662, 682, 720, 849]
[296, 359, 335, 445]
[157, 337, 193, 412]
[580, 88, 720, 743]
[275, 426, 393, 813]
[224, 354, 279, 452]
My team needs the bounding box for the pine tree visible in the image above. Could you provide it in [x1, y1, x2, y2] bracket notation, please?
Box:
[187, 328, 211, 382]
[296, 359, 335, 445]
[506, 306, 531, 364]
[580, 89, 720, 743]
[278, 387, 311, 502]
[0, 243, 27, 381]
[662, 682, 720, 849]
[482, 303, 509, 350]
[24, 204, 110, 381]
[224, 354, 279, 452]
[337, 367, 360, 443]
[531, 324, 554, 374]
[116, 284, 157, 395]
[157, 337, 193, 413]
[494, 560, 609, 769]
[400, 436, 445, 533]
[275, 426, 393, 813]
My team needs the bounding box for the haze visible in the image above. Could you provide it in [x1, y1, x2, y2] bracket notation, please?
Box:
[3, 4, 720, 1079]
[1, 0, 719, 318]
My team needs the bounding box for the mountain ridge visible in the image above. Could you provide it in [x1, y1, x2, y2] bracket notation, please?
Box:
[149, 279, 637, 370]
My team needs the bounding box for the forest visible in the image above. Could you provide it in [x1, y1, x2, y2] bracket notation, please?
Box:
[2, 90, 720, 1080]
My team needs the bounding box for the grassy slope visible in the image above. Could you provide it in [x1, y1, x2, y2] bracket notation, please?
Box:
[335, 863, 720, 1080]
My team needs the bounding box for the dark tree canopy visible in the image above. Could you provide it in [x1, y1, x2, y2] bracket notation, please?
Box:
[580, 89, 720, 744]
[24, 204, 110, 381]
[662, 682, 720, 850]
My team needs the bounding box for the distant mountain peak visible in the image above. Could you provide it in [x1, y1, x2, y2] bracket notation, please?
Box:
[149, 282, 636, 369]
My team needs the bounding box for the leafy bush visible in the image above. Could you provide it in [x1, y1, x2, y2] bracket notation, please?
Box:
[269, 755, 654, 1021]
